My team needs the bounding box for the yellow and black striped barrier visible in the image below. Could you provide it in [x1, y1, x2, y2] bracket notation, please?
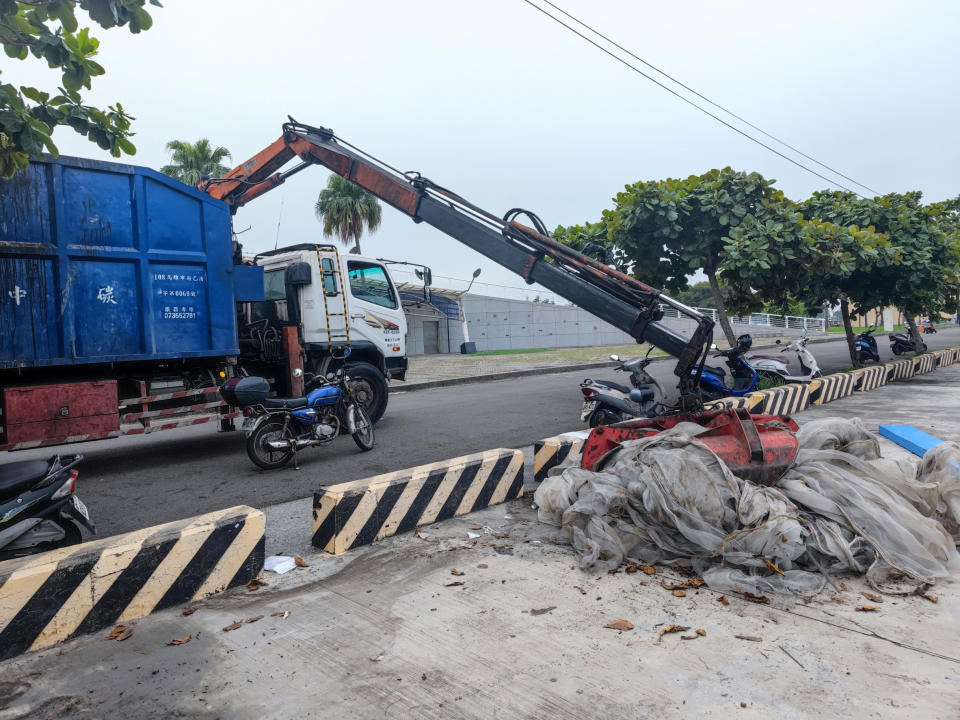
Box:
[312, 448, 524, 554]
[885, 358, 915, 382]
[750, 383, 810, 415]
[533, 431, 588, 483]
[849, 365, 888, 392]
[0, 505, 264, 662]
[808, 372, 856, 406]
[914, 353, 937, 374]
[934, 348, 955, 368]
[706, 394, 762, 412]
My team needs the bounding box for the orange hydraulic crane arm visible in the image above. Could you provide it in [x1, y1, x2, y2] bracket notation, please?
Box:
[200, 119, 714, 407]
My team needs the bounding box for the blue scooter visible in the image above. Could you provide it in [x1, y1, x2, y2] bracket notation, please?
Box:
[692, 334, 761, 402]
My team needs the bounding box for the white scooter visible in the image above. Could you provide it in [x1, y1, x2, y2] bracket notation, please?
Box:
[748, 334, 822, 384]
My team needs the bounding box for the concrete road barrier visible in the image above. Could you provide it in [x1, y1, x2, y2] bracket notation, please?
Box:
[312, 448, 524, 554]
[885, 358, 915, 382]
[808, 372, 856, 406]
[533, 431, 589, 482]
[751, 383, 811, 415]
[850, 365, 888, 392]
[934, 349, 955, 368]
[0, 505, 264, 662]
[914, 353, 937, 374]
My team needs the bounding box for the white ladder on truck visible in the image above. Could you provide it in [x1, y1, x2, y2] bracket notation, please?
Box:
[317, 245, 351, 359]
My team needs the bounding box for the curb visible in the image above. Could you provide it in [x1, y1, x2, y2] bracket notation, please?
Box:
[312, 448, 524, 554]
[0, 505, 265, 662]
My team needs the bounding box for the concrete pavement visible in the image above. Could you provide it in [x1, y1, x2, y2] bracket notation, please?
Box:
[2, 364, 960, 719]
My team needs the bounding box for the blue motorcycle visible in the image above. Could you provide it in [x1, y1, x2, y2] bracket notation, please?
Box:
[220, 363, 374, 470]
[693, 334, 760, 401]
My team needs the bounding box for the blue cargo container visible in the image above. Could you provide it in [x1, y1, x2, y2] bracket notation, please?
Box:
[0, 155, 262, 370]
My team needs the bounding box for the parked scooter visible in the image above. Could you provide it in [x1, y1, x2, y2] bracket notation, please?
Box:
[748, 334, 823, 384]
[855, 326, 881, 364]
[580, 346, 663, 427]
[220, 352, 375, 470]
[692, 334, 761, 402]
[889, 331, 927, 356]
[0, 454, 94, 560]
[922, 320, 937, 334]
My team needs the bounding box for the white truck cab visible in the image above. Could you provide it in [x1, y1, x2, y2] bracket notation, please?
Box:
[246, 244, 411, 423]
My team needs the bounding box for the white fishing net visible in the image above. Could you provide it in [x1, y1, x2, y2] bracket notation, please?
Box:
[534, 417, 960, 595]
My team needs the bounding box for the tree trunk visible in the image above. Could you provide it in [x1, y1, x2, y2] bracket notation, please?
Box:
[902, 308, 925, 355]
[705, 268, 737, 347]
[840, 296, 860, 368]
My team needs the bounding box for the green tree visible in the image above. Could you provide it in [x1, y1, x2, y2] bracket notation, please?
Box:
[160, 139, 232, 186]
[314, 175, 382, 255]
[0, 0, 160, 178]
[602, 168, 785, 346]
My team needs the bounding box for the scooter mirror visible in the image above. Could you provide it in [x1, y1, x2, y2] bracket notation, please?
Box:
[609, 354, 620, 362]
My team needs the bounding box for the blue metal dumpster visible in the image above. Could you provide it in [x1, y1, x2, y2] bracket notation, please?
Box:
[0, 155, 260, 369]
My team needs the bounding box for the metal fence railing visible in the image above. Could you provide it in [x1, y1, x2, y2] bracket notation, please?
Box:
[659, 305, 826, 332]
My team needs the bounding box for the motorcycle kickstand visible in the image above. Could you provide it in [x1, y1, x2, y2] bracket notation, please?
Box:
[291, 440, 300, 471]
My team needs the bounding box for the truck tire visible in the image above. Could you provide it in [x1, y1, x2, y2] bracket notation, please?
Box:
[346, 362, 389, 424]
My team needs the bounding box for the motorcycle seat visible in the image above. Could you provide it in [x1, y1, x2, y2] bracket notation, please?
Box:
[593, 380, 631, 393]
[750, 354, 789, 364]
[263, 397, 309, 410]
[0, 459, 50, 497]
[703, 365, 726, 377]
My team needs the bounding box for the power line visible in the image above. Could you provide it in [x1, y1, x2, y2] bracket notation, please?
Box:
[520, 0, 870, 197]
[536, 0, 880, 196]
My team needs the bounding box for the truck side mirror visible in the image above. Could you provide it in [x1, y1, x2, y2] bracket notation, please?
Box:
[284, 261, 312, 286]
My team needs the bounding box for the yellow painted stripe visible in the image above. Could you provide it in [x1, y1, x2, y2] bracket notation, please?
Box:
[191, 511, 265, 600]
[417, 464, 464, 527]
[334, 483, 390, 553]
[534, 438, 563, 470]
[377, 465, 434, 539]
[455, 450, 502, 516]
[28, 526, 158, 651]
[488, 451, 525, 506]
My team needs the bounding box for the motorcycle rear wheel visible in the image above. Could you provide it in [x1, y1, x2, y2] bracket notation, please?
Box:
[351, 406, 375, 451]
[892, 345, 903, 356]
[588, 407, 623, 428]
[247, 419, 295, 470]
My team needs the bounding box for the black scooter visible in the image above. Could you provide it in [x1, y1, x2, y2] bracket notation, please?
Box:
[890, 332, 927, 355]
[0, 454, 94, 559]
[855, 326, 880, 364]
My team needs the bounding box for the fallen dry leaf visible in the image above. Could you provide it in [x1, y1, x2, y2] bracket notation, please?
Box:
[469, 525, 482, 530]
[167, 635, 192, 646]
[640, 565, 657, 575]
[450, 568, 464, 576]
[294, 556, 308, 568]
[855, 605, 877, 612]
[672, 589, 687, 598]
[445, 581, 465, 587]
[737, 611, 746, 617]
[106, 625, 128, 640]
[661, 578, 704, 591]
[530, 606, 556, 616]
[246, 578, 268, 592]
[222, 621, 242, 632]
[680, 634, 698, 640]
[658, 624, 690, 637]
[604, 619, 634, 631]
[110, 626, 134, 641]
[477, 563, 488, 569]
[271, 611, 290, 619]
[735, 635, 762, 642]
[763, 559, 785, 576]
[573, 586, 587, 595]
[696, 628, 706, 637]
[918, 591, 939, 603]
[717, 595, 730, 606]
[414, 529, 430, 539]
[181, 607, 197, 616]
[245, 615, 264, 624]
[743, 591, 770, 605]
[861, 591, 883, 603]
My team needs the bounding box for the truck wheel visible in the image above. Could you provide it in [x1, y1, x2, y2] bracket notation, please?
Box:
[346, 363, 389, 424]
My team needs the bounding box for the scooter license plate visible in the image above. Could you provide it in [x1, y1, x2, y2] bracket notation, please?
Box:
[241, 416, 258, 436]
[72, 496, 90, 523]
[580, 401, 597, 422]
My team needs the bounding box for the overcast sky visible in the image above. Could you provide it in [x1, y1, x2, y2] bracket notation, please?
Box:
[10, 0, 960, 290]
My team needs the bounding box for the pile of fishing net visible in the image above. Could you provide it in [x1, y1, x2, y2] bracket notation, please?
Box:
[534, 417, 960, 595]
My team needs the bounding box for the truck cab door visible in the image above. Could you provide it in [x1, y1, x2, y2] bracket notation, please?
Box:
[342, 259, 405, 355]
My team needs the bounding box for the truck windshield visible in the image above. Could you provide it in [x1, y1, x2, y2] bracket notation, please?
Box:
[264, 269, 286, 300]
[347, 262, 396, 309]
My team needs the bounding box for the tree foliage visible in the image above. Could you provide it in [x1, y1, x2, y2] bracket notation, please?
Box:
[0, 0, 160, 177]
[160, 139, 231, 187]
[314, 175, 382, 255]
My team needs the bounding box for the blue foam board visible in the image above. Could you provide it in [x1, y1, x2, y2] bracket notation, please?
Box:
[877, 425, 944, 457]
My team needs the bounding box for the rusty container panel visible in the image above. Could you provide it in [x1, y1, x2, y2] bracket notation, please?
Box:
[2, 381, 119, 446]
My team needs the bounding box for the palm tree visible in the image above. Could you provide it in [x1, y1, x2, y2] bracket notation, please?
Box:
[160, 139, 232, 187]
[314, 175, 382, 254]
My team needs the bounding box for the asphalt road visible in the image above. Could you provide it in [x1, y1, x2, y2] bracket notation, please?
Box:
[11, 327, 960, 537]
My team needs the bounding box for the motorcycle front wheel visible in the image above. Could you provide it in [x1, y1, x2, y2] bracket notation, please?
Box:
[891, 345, 903, 356]
[351, 406, 375, 451]
[247, 418, 295, 470]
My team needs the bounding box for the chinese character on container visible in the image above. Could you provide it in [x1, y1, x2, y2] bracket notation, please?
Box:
[97, 286, 118, 304]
